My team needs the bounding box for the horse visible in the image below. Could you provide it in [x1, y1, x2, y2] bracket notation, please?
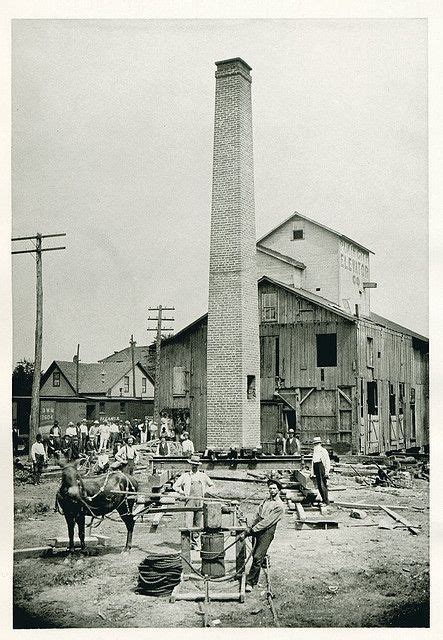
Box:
[55, 462, 139, 553]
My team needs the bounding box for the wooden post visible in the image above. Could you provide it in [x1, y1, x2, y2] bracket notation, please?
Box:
[11, 232, 67, 458]
[147, 306, 174, 424]
[75, 343, 80, 395]
[154, 306, 162, 423]
[29, 233, 43, 454]
[130, 334, 136, 398]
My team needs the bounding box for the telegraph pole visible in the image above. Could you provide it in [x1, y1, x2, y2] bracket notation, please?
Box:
[130, 334, 136, 398]
[147, 306, 174, 423]
[12, 232, 66, 458]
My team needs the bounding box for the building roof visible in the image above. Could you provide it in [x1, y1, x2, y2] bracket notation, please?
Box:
[257, 210, 374, 255]
[369, 312, 428, 343]
[259, 276, 357, 321]
[42, 360, 152, 395]
[257, 245, 306, 270]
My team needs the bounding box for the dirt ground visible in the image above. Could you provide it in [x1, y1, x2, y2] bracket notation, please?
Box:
[13, 468, 429, 629]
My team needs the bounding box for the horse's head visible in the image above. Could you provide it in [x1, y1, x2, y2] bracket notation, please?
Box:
[60, 463, 84, 500]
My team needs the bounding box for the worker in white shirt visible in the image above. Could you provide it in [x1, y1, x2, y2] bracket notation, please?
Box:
[148, 419, 158, 441]
[65, 421, 77, 438]
[310, 436, 331, 505]
[173, 454, 214, 549]
[79, 419, 89, 453]
[98, 420, 111, 451]
[31, 433, 47, 485]
[138, 419, 148, 444]
[181, 432, 195, 457]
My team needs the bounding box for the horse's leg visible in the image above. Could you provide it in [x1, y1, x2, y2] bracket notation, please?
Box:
[119, 511, 135, 552]
[77, 511, 86, 551]
[66, 513, 76, 553]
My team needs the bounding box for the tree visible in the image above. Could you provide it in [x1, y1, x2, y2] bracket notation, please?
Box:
[12, 360, 35, 396]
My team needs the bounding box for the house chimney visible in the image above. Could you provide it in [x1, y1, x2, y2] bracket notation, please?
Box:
[206, 58, 261, 449]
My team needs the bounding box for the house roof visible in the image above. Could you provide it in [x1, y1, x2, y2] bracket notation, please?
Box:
[163, 313, 208, 345]
[99, 345, 152, 363]
[257, 210, 374, 255]
[256, 245, 306, 270]
[369, 312, 428, 343]
[42, 360, 152, 395]
[259, 276, 357, 321]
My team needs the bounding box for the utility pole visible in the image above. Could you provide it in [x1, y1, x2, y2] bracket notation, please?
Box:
[147, 306, 174, 424]
[130, 334, 136, 398]
[12, 232, 66, 459]
[74, 343, 80, 395]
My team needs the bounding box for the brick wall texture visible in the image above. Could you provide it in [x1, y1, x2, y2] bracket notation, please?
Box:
[206, 58, 261, 448]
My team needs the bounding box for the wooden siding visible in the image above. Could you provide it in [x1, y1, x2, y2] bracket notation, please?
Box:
[158, 319, 208, 452]
[356, 319, 428, 452]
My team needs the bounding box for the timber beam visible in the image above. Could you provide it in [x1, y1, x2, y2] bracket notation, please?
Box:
[150, 455, 308, 471]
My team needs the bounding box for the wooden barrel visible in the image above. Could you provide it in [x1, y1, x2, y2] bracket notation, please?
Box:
[200, 532, 225, 577]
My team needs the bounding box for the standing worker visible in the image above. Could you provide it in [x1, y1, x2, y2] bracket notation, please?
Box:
[274, 430, 286, 455]
[181, 432, 195, 457]
[31, 433, 47, 485]
[310, 436, 331, 506]
[241, 478, 284, 592]
[285, 428, 301, 455]
[173, 454, 214, 549]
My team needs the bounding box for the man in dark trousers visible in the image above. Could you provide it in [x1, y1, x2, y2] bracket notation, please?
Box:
[241, 478, 284, 592]
[310, 436, 331, 505]
[285, 428, 301, 455]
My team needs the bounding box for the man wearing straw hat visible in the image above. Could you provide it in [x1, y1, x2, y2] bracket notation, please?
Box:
[310, 436, 331, 505]
[172, 454, 214, 549]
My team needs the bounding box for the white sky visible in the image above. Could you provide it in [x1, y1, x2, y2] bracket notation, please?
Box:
[11, 18, 428, 368]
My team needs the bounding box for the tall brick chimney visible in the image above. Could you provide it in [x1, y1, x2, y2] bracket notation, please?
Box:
[206, 58, 261, 449]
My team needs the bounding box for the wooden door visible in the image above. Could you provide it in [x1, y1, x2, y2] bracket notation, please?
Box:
[260, 403, 281, 453]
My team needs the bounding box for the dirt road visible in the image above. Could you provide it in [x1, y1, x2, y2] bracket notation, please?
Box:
[13, 471, 429, 628]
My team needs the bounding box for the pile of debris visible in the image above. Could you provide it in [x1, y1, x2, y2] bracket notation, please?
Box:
[332, 456, 429, 488]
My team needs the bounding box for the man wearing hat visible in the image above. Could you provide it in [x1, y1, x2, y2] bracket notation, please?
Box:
[172, 454, 214, 549]
[114, 435, 139, 475]
[310, 436, 331, 505]
[285, 428, 301, 455]
[89, 420, 100, 450]
[241, 478, 285, 592]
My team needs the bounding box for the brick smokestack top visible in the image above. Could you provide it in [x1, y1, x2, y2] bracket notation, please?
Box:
[206, 58, 261, 449]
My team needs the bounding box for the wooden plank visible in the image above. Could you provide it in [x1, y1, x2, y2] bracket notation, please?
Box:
[48, 536, 100, 548]
[149, 512, 164, 533]
[295, 503, 306, 521]
[14, 546, 54, 560]
[379, 505, 420, 535]
[333, 501, 414, 511]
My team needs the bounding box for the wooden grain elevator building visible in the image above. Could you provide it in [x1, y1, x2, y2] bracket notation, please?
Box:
[156, 212, 428, 456]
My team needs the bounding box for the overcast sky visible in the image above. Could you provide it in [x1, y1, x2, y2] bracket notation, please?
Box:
[11, 18, 428, 369]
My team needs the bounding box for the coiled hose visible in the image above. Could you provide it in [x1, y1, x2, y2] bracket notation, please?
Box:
[136, 553, 182, 596]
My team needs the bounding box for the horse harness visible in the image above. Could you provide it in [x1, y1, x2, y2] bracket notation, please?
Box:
[56, 470, 137, 521]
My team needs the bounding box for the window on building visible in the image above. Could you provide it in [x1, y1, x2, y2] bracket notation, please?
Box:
[367, 381, 378, 415]
[124, 376, 129, 393]
[389, 383, 396, 416]
[120, 401, 126, 414]
[99, 401, 105, 414]
[367, 337, 374, 368]
[142, 377, 147, 394]
[261, 293, 278, 322]
[292, 229, 304, 240]
[247, 375, 256, 399]
[52, 371, 60, 387]
[316, 333, 337, 367]
[173, 367, 186, 397]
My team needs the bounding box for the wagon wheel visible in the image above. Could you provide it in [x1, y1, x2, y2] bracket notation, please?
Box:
[76, 455, 91, 477]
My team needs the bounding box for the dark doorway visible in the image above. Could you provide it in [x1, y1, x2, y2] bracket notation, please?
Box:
[86, 404, 96, 421]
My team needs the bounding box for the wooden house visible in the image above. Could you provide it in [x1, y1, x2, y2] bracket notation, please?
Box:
[37, 359, 154, 433]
